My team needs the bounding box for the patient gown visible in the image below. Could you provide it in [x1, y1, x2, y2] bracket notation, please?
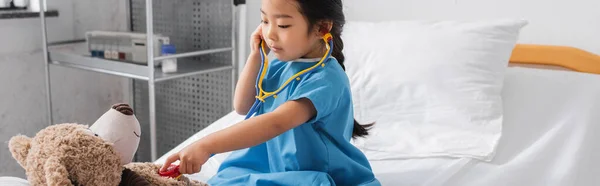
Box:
[207, 57, 380, 186]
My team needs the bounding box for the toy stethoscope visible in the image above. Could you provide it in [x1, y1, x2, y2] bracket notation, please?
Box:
[244, 33, 334, 120]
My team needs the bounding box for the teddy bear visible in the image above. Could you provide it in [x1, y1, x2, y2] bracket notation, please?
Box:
[8, 103, 207, 186]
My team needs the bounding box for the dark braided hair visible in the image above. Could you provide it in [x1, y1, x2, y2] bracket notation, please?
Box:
[295, 0, 373, 138]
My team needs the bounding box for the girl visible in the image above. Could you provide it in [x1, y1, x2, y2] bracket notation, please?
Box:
[162, 0, 380, 185]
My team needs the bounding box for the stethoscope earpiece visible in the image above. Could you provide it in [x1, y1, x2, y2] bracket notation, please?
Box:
[323, 33, 333, 42]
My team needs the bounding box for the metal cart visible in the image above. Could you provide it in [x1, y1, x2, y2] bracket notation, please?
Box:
[39, 0, 244, 161]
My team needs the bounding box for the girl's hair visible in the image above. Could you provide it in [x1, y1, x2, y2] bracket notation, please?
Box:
[295, 0, 373, 138]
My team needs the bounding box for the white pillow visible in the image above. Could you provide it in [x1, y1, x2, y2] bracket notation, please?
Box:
[344, 20, 528, 161]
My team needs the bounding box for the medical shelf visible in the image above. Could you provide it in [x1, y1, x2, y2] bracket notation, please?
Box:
[39, 0, 243, 162]
[0, 10, 59, 19]
[48, 42, 234, 82]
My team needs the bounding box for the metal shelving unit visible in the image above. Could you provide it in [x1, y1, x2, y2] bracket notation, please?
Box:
[47, 42, 233, 82]
[39, 0, 241, 161]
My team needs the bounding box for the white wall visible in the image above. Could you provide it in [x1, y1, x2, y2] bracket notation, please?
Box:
[242, 0, 261, 60]
[241, 0, 600, 59]
[343, 0, 600, 54]
[0, 0, 129, 178]
[235, 0, 262, 75]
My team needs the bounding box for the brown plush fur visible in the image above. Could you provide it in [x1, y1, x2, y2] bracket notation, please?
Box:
[9, 123, 122, 186]
[125, 163, 207, 186]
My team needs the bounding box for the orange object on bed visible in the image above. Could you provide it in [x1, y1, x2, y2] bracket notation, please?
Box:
[509, 44, 600, 75]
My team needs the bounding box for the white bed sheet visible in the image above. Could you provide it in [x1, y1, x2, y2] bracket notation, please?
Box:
[367, 67, 600, 186]
[154, 111, 245, 181]
[155, 67, 600, 185]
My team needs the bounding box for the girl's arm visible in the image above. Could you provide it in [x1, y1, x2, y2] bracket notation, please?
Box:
[233, 52, 261, 115]
[204, 98, 314, 153]
[234, 25, 268, 115]
[161, 98, 316, 174]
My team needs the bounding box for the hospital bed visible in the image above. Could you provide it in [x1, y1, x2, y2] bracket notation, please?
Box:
[1, 23, 599, 186]
[153, 20, 600, 185]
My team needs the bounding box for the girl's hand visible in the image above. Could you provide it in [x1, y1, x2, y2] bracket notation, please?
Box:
[250, 24, 269, 57]
[160, 141, 212, 174]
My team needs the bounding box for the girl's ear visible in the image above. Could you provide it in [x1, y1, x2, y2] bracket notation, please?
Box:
[316, 20, 333, 36]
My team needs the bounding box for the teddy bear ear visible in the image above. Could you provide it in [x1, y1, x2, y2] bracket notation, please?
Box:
[8, 135, 32, 168]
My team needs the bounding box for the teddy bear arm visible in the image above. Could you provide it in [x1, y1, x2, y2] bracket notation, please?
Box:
[124, 163, 209, 186]
[44, 157, 74, 186]
[8, 135, 32, 168]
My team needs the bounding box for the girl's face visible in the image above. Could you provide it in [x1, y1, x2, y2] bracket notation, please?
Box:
[261, 0, 324, 61]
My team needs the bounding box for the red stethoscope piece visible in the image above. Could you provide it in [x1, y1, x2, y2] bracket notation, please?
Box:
[158, 164, 181, 179]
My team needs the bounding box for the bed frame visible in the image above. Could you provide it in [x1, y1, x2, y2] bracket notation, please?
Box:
[509, 44, 600, 75]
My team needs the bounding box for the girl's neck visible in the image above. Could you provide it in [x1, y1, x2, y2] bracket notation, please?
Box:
[301, 40, 327, 59]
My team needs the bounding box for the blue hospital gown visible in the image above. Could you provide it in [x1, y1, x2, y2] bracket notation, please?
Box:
[207, 57, 380, 186]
